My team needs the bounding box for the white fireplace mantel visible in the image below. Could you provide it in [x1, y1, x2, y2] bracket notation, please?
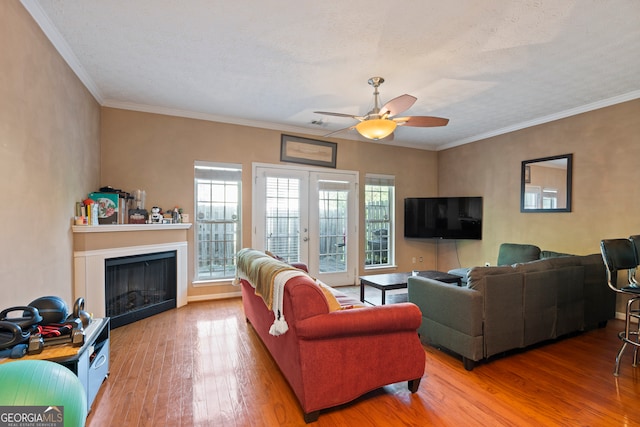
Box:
[72, 223, 191, 233]
[72, 224, 190, 318]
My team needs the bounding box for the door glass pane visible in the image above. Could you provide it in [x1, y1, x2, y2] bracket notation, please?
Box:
[318, 180, 349, 273]
[265, 177, 300, 263]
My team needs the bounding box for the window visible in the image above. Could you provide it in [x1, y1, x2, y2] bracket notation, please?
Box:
[194, 161, 242, 281]
[542, 188, 558, 209]
[364, 175, 394, 268]
[524, 185, 541, 209]
[524, 185, 558, 209]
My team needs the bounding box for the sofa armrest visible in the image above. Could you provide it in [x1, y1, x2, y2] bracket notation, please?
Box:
[408, 277, 483, 337]
[294, 303, 422, 340]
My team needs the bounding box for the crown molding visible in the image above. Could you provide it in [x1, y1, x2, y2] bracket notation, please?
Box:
[103, 99, 366, 141]
[438, 90, 640, 151]
[21, 0, 104, 103]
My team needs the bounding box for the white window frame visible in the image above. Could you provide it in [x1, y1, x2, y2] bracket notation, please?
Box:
[193, 161, 242, 284]
[524, 185, 541, 209]
[542, 187, 558, 209]
[364, 174, 395, 269]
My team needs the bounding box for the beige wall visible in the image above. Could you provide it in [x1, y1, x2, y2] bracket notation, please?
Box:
[5, 0, 639, 310]
[437, 99, 640, 276]
[99, 108, 439, 298]
[1, 3, 101, 307]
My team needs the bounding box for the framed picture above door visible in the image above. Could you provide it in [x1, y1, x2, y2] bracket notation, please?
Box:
[280, 134, 337, 168]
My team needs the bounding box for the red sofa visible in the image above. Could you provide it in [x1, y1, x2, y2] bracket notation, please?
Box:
[237, 249, 425, 423]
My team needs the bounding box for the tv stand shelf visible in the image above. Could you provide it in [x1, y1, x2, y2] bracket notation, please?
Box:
[1, 317, 110, 413]
[59, 317, 110, 412]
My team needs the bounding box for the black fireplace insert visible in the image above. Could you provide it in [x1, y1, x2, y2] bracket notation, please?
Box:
[105, 251, 177, 328]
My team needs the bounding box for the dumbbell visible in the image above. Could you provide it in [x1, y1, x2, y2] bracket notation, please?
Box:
[0, 343, 28, 359]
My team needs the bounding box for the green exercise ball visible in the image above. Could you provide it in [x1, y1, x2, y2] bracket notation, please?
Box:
[0, 360, 86, 427]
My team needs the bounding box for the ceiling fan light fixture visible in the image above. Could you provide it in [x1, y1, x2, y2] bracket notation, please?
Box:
[356, 119, 397, 140]
[316, 76, 448, 139]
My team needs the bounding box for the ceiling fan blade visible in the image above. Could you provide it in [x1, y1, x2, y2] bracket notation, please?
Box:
[314, 111, 360, 119]
[396, 116, 449, 127]
[380, 94, 417, 117]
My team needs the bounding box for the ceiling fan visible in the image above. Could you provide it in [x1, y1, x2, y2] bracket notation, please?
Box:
[314, 77, 449, 140]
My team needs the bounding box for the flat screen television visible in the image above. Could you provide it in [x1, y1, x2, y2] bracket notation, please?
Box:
[404, 197, 483, 240]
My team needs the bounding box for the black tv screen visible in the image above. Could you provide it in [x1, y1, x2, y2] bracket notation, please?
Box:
[404, 197, 483, 240]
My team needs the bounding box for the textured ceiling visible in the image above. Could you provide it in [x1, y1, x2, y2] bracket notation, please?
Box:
[22, 0, 640, 150]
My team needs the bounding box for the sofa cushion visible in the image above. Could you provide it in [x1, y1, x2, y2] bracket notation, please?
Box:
[467, 265, 516, 292]
[497, 243, 541, 266]
[513, 258, 556, 273]
[540, 250, 573, 259]
[545, 255, 582, 269]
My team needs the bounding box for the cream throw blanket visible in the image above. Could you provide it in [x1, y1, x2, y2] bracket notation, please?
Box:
[234, 248, 307, 336]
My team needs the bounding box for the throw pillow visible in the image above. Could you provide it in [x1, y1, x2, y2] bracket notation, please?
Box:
[497, 243, 541, 266]
[316, 281, 342, 312]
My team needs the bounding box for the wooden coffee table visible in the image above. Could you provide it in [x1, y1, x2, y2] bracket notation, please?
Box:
[359, 270, 462, 305]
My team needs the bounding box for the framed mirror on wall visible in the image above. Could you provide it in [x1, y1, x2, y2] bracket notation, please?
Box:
[521, 153, 572, 213]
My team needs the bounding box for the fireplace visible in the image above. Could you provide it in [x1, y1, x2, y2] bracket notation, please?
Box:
[105, 251, 177, 328]
[73, 223, 190, 324]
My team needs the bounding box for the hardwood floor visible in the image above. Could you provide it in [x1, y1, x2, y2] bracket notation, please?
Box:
[86, 294, 640, 426]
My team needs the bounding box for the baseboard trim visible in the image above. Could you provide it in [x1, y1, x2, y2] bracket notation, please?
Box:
[187, 291, 241, 303]
[615, 311, 639, 323]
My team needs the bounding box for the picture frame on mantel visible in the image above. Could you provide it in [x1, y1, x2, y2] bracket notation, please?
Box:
[280, 134, 337, 168]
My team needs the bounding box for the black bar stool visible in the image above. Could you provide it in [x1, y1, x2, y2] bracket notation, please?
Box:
[600, 238, 640, 376]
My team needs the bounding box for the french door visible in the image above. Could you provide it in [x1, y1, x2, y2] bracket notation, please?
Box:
[252, 164, 358, 286]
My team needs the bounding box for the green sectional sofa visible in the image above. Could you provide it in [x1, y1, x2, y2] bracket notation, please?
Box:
[408, 244, 615, 370]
